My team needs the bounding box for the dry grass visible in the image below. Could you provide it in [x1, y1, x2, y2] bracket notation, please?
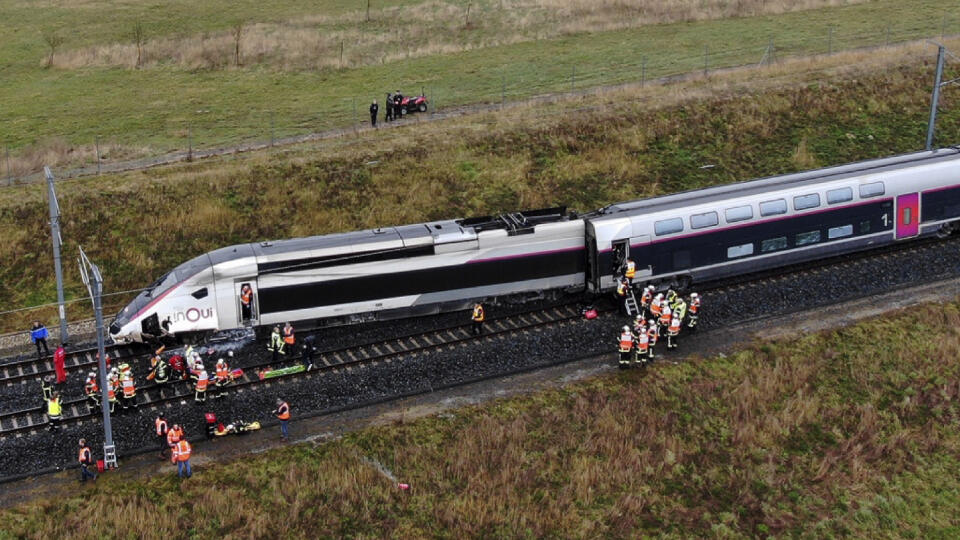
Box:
[50, 0, 866, 71]
[5, 301, 960, 537]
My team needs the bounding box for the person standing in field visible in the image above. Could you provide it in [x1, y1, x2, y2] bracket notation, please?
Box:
[78, 439, 97, 482]
[30, 321, 50, 359]
[273, 398, 291, 441]
[385, 93, 394, 121]
[370, 100, 379, 127]
[171, 438, 192, 479]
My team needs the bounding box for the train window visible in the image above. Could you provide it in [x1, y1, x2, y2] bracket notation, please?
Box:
[859, 182, 885, 198]
[759, 199, 787, 216]
[793, 193, 821, 211]
[690, 211, 718, 229]
[761, 237, 788, 252]
[827, 187, 853, 204]
[725, 205, 753, 223]
[828, 224, 853, 239]
[860, 220, 871, 233]
[796, 230, 821, 246]
[903, 207, 912, 225]
[727, 242, 754, 258]
[191, 287, 208, 299]
[654, 218, 684, 236]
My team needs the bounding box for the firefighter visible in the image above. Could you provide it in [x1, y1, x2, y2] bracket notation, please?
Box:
[623, 258, 636, 284]
[665, 288, 678, 306]
[41, 375, 54, 402]
[646, 320, 659, 361]
[147, 351, 170, 386]
[84, 371, 100, 409]
[635, 326, 649, 367]
[615, 278, 630, 314]
[667, 312, 682, 349]
[688, 293, 701, 328]
[240, 284, 253, 321]
[119, 365, 137, 409]
[155, 413, 169, 459]
[618, 326, 634, 369]
[106, 369, 118, 413]
[471, 303, 485, 335]
[267, 326, 285, 362]
[650, 293, 663, 321]
[214, 357, 231, 398]
[47, 392, 62, 431]
[633, 314, 645, 336]
[639, 285, 654, 319]
[282, 322, 296, 352]
[78, 439, 97, 482]
[672, 296, 688, 323]
[658, 302, 672, 336]
[195, 365, 209, 403]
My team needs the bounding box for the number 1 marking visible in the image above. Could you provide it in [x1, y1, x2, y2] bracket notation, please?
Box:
[881, 213, 889, 226]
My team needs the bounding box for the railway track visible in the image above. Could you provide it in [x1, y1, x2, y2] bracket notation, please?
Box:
[0, 342, 147, 387]
[0, 302, 592, 440]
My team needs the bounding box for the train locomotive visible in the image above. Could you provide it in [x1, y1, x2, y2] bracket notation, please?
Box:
[110, 146, 960, 343]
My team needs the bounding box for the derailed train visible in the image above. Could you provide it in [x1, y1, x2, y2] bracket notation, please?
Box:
[110, 147, 960, 342]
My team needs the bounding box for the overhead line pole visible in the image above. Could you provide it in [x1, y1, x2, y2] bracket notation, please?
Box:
[927, 45, 946, 151]
[44, 167, 69, 345]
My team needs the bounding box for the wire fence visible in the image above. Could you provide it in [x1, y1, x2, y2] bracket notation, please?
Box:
[2, 20, 958, 187]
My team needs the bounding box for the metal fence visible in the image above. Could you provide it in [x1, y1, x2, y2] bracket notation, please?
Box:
[2, 20, 957, 187]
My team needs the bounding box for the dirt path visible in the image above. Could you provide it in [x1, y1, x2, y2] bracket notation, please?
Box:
[2, 275, 957, 508]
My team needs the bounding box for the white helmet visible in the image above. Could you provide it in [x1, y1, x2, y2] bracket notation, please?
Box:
[622, 326, 629, 332]
[87, 372, 96, 378]
[196, 361, 204, 370]
[648, 320, 655, 325]
[635, 315, 643, 322]
[227, 350, 234, 358]
[691, 292, 699, 298]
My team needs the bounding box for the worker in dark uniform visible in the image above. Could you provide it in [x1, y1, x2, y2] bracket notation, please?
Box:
[301, 334, 316, 371]
[385, 93, 393, 121]
[267, 326, 285, 363]
[41, 375, 54, 403]
[369, 100, 379, 127]
[393, 90, 403, 120]
[471, 303, 485, 335]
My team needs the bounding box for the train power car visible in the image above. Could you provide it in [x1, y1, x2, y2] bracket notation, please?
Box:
[110, 147, 960, 343]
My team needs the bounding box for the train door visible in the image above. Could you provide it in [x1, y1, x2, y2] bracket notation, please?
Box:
[611, 240, 629, 275]
[235, 281, 258, 325]
[895, 193, 919, 239]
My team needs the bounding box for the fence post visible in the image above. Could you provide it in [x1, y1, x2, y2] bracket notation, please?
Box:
[641, 56, 647, 87]
[340, 41, 344, 69]
[366, 0, 370, 22]
[270, 111, 276, 146]
[885, 25, 890, 47]
[5, 146, 11, 186]
[942, 14, 947, 39]
[828, 26, 833, 55]
[769, 38, 775, 64]
[187, 126, 193, 162]
[353, 97, 358, 135]
[571, 66, 575, 93]
[703, 45, 709, 76]
[95, 137, 101, 175]
[501, 74, 505, 110]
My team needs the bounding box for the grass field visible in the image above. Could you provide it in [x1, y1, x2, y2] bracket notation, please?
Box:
[1, 0, 958, 174]
[1, 37, 959, 335]
[4, 300, 960, 537]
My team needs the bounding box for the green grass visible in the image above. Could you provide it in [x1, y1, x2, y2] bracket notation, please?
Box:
[1, 0, 959, 158]
[4, 299, 960, 537]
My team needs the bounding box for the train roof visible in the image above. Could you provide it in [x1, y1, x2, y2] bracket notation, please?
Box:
[599, 147, 960, 217]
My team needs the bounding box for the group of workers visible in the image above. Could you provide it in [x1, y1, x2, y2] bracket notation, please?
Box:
[615, 258, 702, 368]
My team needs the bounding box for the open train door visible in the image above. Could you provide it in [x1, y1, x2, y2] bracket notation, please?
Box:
[235, 280, 259, 326]
[895, 193, 919, 239]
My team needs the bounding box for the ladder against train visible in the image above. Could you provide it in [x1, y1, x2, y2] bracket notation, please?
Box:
[624, 290, 640, 316]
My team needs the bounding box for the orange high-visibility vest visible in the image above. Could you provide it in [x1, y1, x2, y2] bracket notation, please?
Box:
[625, 261, 636, 279]
[650, 300, 662, 317]
[167, 429, 180, 446]
[276, 402, 290, 420]
[196, 372, 208, 391]
[640, 289, 652, 307]
[669, 317, 681, 335]
[690, 298, 700, 314]
[122, 378, 136, 398]
[241, 288, 252, 306]
[659, 306, 672, 326]
[78, 446, 92, 464]
[472, 305, 485, 322]
[173, 440, 192, 462]
[155, 417, 168, 436]
[85, 379, 98, 395]
[637, 332, 649, 352]
[283, 326, 295, 345]
[618, 331, 634, 352]
[216, 363, 230, 380]
[647, 326, 658, 345]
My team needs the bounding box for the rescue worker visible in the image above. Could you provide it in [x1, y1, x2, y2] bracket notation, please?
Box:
[96, 352, 111, 369]
[147, 350, 170, 386]
[623, 258, 636, 284]
[171, 438, 193, 479]
[370, 99, 379, 127]
[665, 289, 678, 306]
[155, 413, 169, 459]
[167, 423, 182, 449]
[633, 314, 645, 336]
[635, 326, 649, 367]
[47, 391, 62, 431]
[393, 90, 403, 120]
[84, 371, 100, 409]
[240, 284, 253, 322]
[41, 375, 54, 402]
[214, 357, 231, 398]
[639, 285, 654, 319]
[385, 92, 394, 121]
[471, 303, 485, 335]
[667, 312, 682, 349]
[120, 366, 137, 409]
[658, 302, 672, 336]
[672, 297, 688, 324]
[282, 322, 296, 352]
[267, 326, 285, 362]
[106, 369, 118, 413]
[78, 439, 97, 482]
[615, 278, 630, 314]
[646, 320, 659, 361]
[53, 343, 66, 384]
[30, 321, 50, 359]
[687, 292, 701, 328]
[650, 293, 663, 321]
[169, 354, 186, 381]
[301, 335, 316, 371]
[273, 398, 291, 441]
[618, 325, 634, 369]
[195, 365, 209, 403]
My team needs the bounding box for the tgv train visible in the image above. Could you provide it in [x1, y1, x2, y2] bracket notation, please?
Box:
[110, 147, 960, 342]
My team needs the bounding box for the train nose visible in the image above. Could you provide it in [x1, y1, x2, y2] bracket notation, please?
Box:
[108, 320, 122, 336]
